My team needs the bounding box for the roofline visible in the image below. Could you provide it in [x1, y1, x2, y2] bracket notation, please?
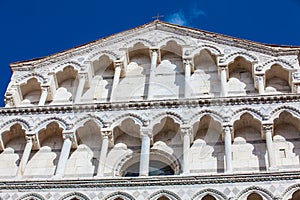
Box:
[10, 20, 300, 71]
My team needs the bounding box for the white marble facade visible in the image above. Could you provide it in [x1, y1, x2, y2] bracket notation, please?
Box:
[1, 20, 300, 199]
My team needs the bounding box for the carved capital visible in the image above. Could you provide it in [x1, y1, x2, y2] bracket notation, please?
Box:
[62, 131, 74, 141]
[78, 73, 88, 80]
[140, 127, 152, 138]
[101, 129, 113, 140]
[25, 134, 36, 143]
[255, 65, 263, 71]
[183, 58, 192, 65]
[181, 126, 192, 136]
[262, 123, 273, 132]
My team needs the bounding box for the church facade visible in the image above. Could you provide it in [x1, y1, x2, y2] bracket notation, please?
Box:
[1, 20, 300, 199]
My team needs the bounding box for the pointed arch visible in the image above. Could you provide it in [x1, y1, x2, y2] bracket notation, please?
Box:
[148, 190, 181, 200]
[111, 113, 146, 129]
[34, 117, 70, 132]
[236, 186, 274, 200]
[103, 191, 135, 200]
[17, 193, 45, 200]
[73, 114, 105, 130]
[0, 118, 31, 133]
[191, 188, 227, 200]
[150, 111, 184, 128]
[261, 58, 294, 72]
[189, 110, 223, 127]
[59, 192, 90, 200]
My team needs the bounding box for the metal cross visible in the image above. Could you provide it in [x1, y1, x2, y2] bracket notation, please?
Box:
[152, 13, 164, 20]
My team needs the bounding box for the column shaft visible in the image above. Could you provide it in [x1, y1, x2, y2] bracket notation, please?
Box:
[265, 128, 276, 169]
[147, 50, 158, 100]
[220, 68, 228, 97]
[224, 127, 233, 172]
[183, 132, 191, 174]
[17, 137, 33, 177]
[110, 65, 121, 101]
[96, 136, 109, 177]
[184, 60, 191, 98]
[139, 135, 151, 176]
[38, 88, 48, 106]
[55, 138, 72, 177]
[257, 76, 265, 94]
[75, 75, 86, 103]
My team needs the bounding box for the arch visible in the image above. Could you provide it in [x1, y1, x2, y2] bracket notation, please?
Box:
[230, 108, 264, 126]
[73, 114, 105, 130]
[270, 106, 300, 122]
[191, 188, 227, 200]
[150, 112, 184, 128]
[111, 113, 146, 129]
[158, 36, 186, 47]
[87, 50, 119, 61]
[190, 45, 222, 57]
[54, 61, 82, 72]
[103, 191, 135, 200]
[189, 110, 223, 127]
[282, 183, 300, 200]
[34, 117, 70, 132]
[265, 64, 291, 94]
[16, 73, 47, 84]
[148, 190, 181, 200]
[0, 118, 31, 133]
[17, 193, 45, 200]
[236, 186, 274, 200]
[222, 52, 258, 66]
[261, 58, 294, 72]
[59, 192, 90, 200]
[123, 38, 154, 48]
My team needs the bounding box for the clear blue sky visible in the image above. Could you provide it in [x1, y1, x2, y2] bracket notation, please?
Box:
[0, 0, 300, 107]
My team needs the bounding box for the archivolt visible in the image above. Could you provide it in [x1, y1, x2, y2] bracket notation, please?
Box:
[222, 52, 258, 65]
[270, 105, 300, 121]
[59, 192, 90, 200]
[236, 186, 274, 200]
[282, 183, 300, 200]
[54, 61, 82, 72]
[230, 108, 264, 125]
[191, 188, 227, 200]
[189, 109, 223, 127]
[123, 38, 154, 48]
[150, 111, 184, 128]
[111, 113, 147, 129]
[158, 36, 186, 47]
[261, 58, 294, 72]
[103, 191, 135, 200]
[73, 114, 105, 130]
[148, 190, 181, 200]
[16, 73, 47, 84]
[191, 44, 222, 56]
[87, 50, 119, 61]
[34, 117, 70, 131]
[0, 118, 31, 133]
[17, 193, 45, 200]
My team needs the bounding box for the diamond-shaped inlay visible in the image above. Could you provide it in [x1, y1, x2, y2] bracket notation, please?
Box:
[232, 187, 240, 195]
[53, 193, 61, 199]
[142, 190, 149, 197]
[133, 191, 140, 198]
[269, 185, 276, 193]
[97, 192, 103, 199]
[11, 193, 18, 200]
[89, 192, 96, 199]
[187, 189, 194, 197]
[45, 192, 52, 199]
[223, 188, 231, 195]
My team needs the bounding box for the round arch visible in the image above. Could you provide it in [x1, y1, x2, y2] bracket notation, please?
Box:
[87, 50, 119, 62]
[282, 183, 300, 200]
[54, 61, 82, 73]
[34, 117, 70, 132]
[222, 52, 258, 66]
[123, 38, 154, 48]
[150, 112, 184, 129]
[190, 45, 222, 57]
[103, 191, 135, 200]
[73, 115, 105, 131]
[191, 188, 227, 200]
[270, 106, 300, 122]
[236, 186, 274, 200]
[59, 192, 90, 200]
[110, 113, 146, 130]
[189, 110, 224, 128]
[261, 58, 294, 73]
[148, 190, 181, 200]
[16, 73, 47, 84]
[0, 118, 31, 133]
[17, 193, 45, 200]
[158, 36, 187, 47]
[230, 108, 264, 126]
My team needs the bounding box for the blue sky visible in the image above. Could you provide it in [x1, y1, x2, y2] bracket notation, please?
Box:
[0, 0, 300, 107]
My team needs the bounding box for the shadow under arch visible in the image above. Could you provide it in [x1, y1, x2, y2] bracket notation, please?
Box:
[17, 193, 45, 200]
[236, 186, 274, 200]
[148, 190, 181, 200]
[282, 183, 300, 200]
[191, 188, 227, 200]
[0, 118, 31, 133]
[59, 192, 90, 200]
[103, 191, 135, 200]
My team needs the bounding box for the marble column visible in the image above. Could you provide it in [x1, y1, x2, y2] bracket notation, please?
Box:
[182, 127, 191, 174]
[17, 135, 34, 177]
[139, 129, 151, 176]
[110, 63, 122, 102]
[54, 133, 73, 178]
[38, 87, 48, 106]
[257, 75, 265, 95]
[220, 67, 228, 97]
[75, 74, 86, 103]
[147, 49, 158, 100]
[96, 130, 111, 177]
[184, 59, 192, 98]
[264, 125, 276, 170]
[224, 126, 233, 173]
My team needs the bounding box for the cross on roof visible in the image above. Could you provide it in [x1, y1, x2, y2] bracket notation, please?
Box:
[152, 14, 164, 21]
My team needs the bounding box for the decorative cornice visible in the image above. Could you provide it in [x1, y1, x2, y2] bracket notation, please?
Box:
[1, 171, 300, 191]
[1, 94, 299, 116]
